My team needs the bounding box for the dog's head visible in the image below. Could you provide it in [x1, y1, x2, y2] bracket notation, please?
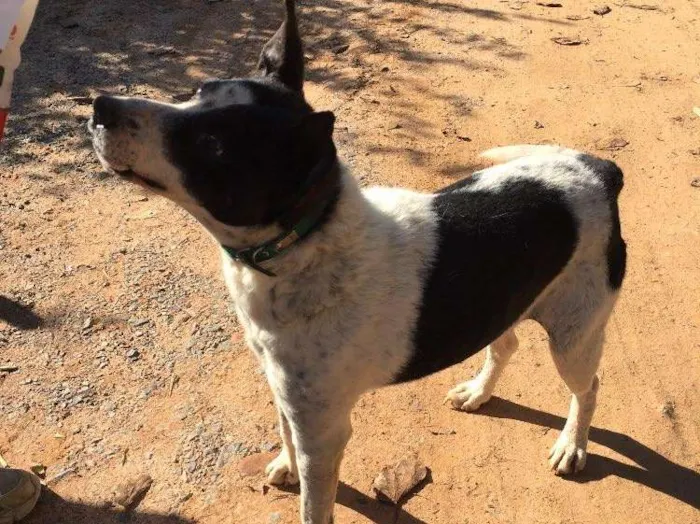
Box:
[89, 0, 337, 232]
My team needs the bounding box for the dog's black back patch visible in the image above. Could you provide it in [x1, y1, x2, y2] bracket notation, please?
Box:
[393, 176, 579, 383]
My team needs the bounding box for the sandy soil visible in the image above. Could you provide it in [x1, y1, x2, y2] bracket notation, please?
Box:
[1, 1, 699, 523]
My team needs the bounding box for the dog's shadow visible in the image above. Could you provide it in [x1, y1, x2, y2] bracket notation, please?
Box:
[281, 397, 699, 523]
[24, 488, 195, 524]
[476, 397, 700, 510]
[277, 479, 431, 524]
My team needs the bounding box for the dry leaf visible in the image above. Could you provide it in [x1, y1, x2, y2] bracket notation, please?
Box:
[372, 454, 428, 504]
[112, 474, 153, 512]
[237, 452, 276, 478]
[595, 137, 629, 151]
[552, 37, 585, 46]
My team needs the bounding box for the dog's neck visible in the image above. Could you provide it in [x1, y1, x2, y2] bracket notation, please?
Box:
[187, 160, 368, 280]
[218, 155, 342, 276]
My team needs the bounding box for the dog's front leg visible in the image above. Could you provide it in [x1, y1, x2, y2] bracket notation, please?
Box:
[293, 410, 352, 524]
[266, 407, 299, 485]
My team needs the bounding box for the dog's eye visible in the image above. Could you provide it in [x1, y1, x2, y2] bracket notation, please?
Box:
[197, 134, 224, 157]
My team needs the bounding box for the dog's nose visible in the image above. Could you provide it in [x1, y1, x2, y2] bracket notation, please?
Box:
[92, 95, 121, 129]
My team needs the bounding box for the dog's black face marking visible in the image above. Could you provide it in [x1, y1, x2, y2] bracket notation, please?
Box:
[89, 0, 345, 232]
[394, 176, 579, 383]
[576, 154, 627, 290]
[166, 105, 336, 227]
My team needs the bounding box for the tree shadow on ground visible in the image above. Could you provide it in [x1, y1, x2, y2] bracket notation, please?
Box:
[0, 296, 43, 330]
[5, 0, 572, 175]
[24, 487, 194, 524]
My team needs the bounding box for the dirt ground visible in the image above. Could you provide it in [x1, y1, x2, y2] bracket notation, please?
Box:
[1, 0, 699, 523]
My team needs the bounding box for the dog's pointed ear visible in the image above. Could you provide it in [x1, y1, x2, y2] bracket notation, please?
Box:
[298, 111, 335, 145]
[257, 0, 304, 93]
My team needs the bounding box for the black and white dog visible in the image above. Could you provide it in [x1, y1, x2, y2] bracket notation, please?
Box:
[88, 1, 626, 522]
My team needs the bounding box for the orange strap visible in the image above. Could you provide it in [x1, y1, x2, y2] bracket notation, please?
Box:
[0, 109, 8, 143]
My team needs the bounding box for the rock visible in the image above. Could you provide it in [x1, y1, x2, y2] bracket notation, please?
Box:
[263, 442, 280, 452]
[660, 400, 676, 419]
[536, 2, 562, 6]
[127, 349, 140, 361]
[429, 428, 457, 436]
[534, 121, 545, 129]
[146, 46, 182, 57]
[46, 467, 77, 486]
[593, 5, 612, 15]
[82, 317, 93, 330]
[333, 44, 350, 55]
[112, 474, 153, 512]
[691, 177, 700, 188]
[269, 512, 282, 524]
[551, 37, 585, 46]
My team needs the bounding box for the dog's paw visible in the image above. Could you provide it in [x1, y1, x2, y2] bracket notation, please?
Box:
[445, 379, 492, 412]
[548, 434, 587, 475]
[265, 452, 299, 486]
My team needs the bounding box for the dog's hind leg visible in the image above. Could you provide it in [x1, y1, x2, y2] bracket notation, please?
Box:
[546, 325, 605, 475]
[266, 408, 299, 485]
[446, 328, 519, 411]
[533, 269, 618, 475]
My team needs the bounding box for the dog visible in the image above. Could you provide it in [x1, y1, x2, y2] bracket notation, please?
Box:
[88, 1, 626, 522]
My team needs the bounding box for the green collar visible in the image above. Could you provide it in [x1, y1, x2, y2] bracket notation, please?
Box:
[221, 158, 339, 277]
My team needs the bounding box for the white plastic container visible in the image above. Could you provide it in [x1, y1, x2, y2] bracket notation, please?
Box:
[0, 0, 40, 141]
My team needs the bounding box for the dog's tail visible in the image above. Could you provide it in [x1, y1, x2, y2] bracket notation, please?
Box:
[480, 145, 580, 165]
